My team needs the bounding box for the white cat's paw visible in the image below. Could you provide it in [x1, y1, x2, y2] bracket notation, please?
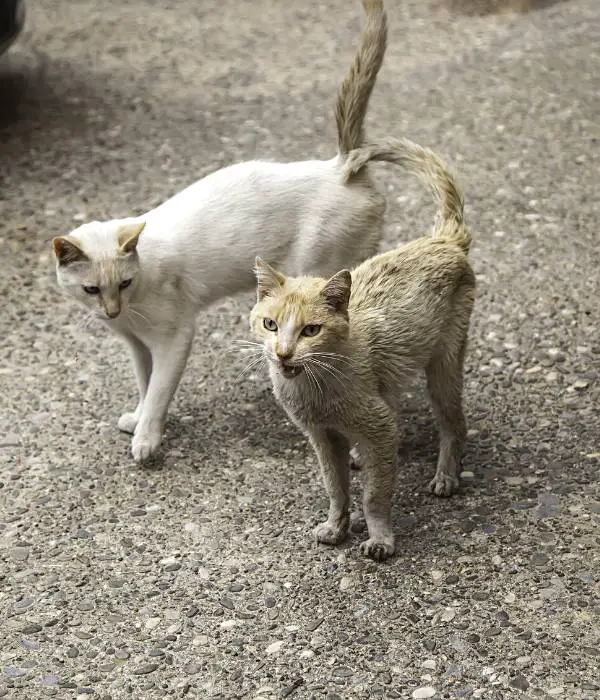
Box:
[314, 519, 348, 546]
[131, 430, 162, 462]
[359, 535, 395, 562]
[118, 412, 139, 434]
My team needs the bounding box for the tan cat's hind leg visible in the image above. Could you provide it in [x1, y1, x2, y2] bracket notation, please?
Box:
[309, 428, 351, 546]
[426, 341, 468, 498]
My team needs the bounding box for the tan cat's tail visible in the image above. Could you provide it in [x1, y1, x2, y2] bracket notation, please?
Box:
[343, 137, 471, 252]
[335, 0, 388, 155]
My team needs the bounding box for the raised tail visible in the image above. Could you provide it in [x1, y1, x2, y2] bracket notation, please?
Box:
[335, 0, 388, 155]
[343, 137, 471, 252]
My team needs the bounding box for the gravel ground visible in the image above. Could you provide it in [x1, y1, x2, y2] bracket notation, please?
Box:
[1, 0, 599, 698]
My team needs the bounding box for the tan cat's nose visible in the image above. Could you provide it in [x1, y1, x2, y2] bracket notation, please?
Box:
[276, 349, 293, 361]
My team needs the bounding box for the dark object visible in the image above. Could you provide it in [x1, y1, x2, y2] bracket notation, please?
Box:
[0, 0, 25, 57]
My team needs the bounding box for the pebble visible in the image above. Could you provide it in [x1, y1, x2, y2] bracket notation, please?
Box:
[183, 663, 201, 675]
[459, 470, 474, 479]
[220, 620, 236, 630]
[266, 640, 284, 654]
[11, 548, 30, 562]
[145, 618, 161, 630]
[504, 592, 516, 604]
[132, 663, 159, 675]
[440, 608, 456, 623]
[305, 618, 323, 632]
[339, 576, 353, 592]
[22, 623, 42, 634]
[547, 687, 564, 696]
[510, 675, 529, 691]
[421, 660, 436, 670]
[431, 570, 444, 584]
[412, 687, 436, 699]
[491, 555, 503, 569]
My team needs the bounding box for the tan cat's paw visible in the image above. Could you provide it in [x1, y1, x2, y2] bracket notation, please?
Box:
[118, 412, 139, 434]
[131, 431, 161, 462]
[314, 521, 348, 546]
[428, 473, 459, 498]
[360, 536, 395, 562]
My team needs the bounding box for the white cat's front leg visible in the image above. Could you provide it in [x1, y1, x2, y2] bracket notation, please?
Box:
[131, 323, 195, 461]
[118, 334, 152, 434]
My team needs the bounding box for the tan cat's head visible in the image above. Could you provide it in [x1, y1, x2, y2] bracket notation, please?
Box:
[52, 219, 145, 320]
[250, 257, 352, 379]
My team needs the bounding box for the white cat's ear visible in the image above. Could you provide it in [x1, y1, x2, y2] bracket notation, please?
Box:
[118, 221, 146, 254]
[52, 236, 88, 266]
[322, 270, 352, 313]
[254, 257, 285, 301]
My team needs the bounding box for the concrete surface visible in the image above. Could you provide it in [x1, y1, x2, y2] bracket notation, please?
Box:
[1, 0, 599, 698]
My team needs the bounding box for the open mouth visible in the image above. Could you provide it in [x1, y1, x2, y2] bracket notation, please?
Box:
[279, 362, 303, 379]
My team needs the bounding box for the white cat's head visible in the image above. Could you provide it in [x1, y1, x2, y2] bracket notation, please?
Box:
[250, 257, 351, 380]
[52, 219, 145, 320]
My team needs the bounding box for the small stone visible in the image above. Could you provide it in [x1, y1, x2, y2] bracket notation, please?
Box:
[220, 597, 235, 610]
[571, 379, 589, 391]
[430, 570, 444, 584]
[504, 592, 516, 604]
[132, 663, 159, 675]
[21, 623, 42, 634]
[423, 639, 436, 652]
[332, 667, 353, 678]
[339, 576, 353, 592]
[547, 687, 564, 696]
[305, 618, 324, 632]
[460, 470, 474, 480]
[266, 640, 284, 654]
[220, 620, 236, 630]
[485, 627, 502, 637]
[530, 553, 549, 567]
[515, 656, 531, 668]
[504, 476, 523, 486]
[185, 606, 199, 618]
[412, 687, 436, 699]
[440, 608, 456, 623]
[76, 601, 94, 612]
[445, 574, 459, 584]
[510, 675, 529, 691]
[183, 663, 201, 675]
[164, 562, 181, 572]
[114, 650, 130, 660]
[299, 649, 314, 659]
[145, 618, 161, 630]
[11, 547, 30, 562]
[421, 660, 436, 670]
[67, 647, 79, 658]
[491, 555, 503, 569]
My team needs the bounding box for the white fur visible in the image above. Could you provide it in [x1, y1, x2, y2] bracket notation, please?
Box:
[56, 155, 386, 460]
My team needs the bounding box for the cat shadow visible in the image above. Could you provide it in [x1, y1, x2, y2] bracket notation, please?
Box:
[0, 53, 108, 147]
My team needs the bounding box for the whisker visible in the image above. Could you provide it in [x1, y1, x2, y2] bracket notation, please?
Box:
[235, 354, 266, 382]
[308, 358, 348, 384]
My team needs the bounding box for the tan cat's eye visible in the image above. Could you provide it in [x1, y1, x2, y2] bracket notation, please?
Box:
[301, 324, 321, 337]
[263, 318, 278, 332]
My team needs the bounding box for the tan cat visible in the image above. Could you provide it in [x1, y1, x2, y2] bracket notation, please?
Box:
[250, 137, 475, 561]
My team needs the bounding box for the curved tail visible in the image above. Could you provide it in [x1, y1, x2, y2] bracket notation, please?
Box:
[343, 137, 471, 252]
[335, 0, 388, 155]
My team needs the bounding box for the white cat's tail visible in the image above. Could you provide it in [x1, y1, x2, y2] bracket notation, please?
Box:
[343, 137, 471, 252]
[335, 0, 388, 156]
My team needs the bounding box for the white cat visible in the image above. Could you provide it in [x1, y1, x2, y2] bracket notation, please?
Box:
[53, 0, 403, 461]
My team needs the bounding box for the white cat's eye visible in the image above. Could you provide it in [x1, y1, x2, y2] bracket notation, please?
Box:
[119, 279, 132, 290]
[301, 324, 321, 337]
[82, 285, 101, 295]
[263, 318, 278, 332]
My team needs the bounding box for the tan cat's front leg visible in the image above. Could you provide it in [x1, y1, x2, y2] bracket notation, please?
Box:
[355, 406, 398, 561]
[308, 428, 351, 546]
[118, 334, 152, 435]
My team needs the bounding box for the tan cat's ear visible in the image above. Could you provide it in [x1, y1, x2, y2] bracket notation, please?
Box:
[118, 221, 146, 253]
[322, 270, 352, 313]
[52, 236, 88, 266]
[254, 257, 286, 301]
